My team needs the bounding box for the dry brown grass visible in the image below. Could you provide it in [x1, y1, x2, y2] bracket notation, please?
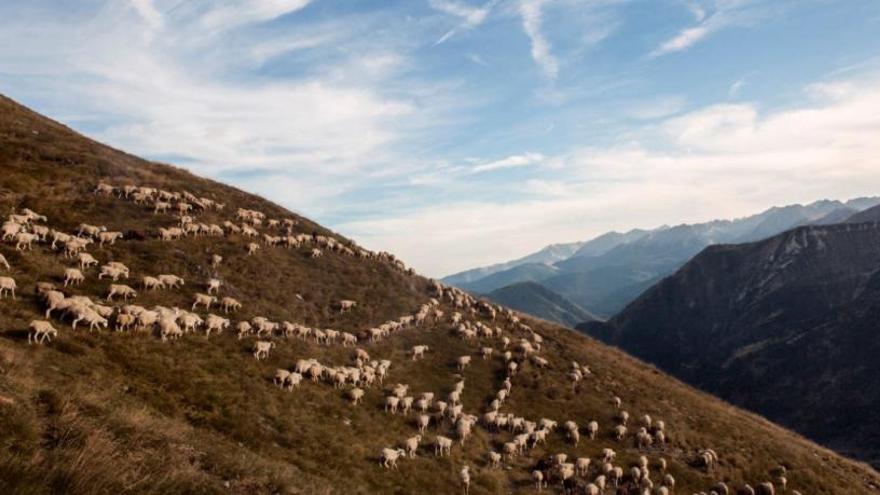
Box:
[0, 94, 879, 494]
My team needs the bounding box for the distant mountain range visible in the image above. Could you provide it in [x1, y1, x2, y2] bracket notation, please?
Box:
[443, 198, 880, 321]
[486, 282, 597, 328]
[580, 219, 880, 468]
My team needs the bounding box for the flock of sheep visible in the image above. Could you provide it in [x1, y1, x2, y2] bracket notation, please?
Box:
[0, 182, 798, 495]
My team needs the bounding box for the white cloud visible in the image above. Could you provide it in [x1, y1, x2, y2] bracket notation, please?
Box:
[197, 0, 314, 31]
[342, 75, 880, 276]
[429, 0, 499, 43]
[651, 0, 771, 57]
[624, 95, 687, 120]
[519, 0, 559, 79]
[130, 0, 163, 30]
[470, 152, 545, 173]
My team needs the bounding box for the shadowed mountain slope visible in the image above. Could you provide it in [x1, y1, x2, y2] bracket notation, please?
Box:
[584, 222, 880, 468]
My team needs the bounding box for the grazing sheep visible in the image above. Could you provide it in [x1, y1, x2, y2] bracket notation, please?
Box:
[142, 276, 164, 290]
[252, 340, 275, 360]
[757, 482, 775, 495]
[0, 254, 9, 271]
[246, 242, 260, 255]
[614, 424, 628, 441]
[533, 470, 545, 491]
[221, 297, 242, 313]
[487, 451, 501, 469]
[210, 254, 223, 268]
[384, 396, 400, 414]
[14, 232, 37, 251]
[576, 457, 591, 477]
[417, 414, 430, 434]
[380, 448, 406, 469]
[98, 265, 126, 281]
[107, 284, 137, 301]
[98, 231, 123, 246]
[115, 313, 136, 332]
[274, 369, 291, 388]
[434, 436, 453, 457]
[157, 274, 185, 289]
[404, 435, 421, 458]
[0, 276, 17, 299]
[310, 248, 322, 258]
[338, 299, 357, 313]
[206, 278, 222, 294]
[348, 388, 365, 405]
[460, 466, 470, 495]
[64, 268, 85, 287]
[481, 347, 493, 359]
[192, 293, 217, 310]
[204, 314, 230, 336]
[602, 448, 616, 463]
[411, 345, 429, 360]
[28, 320, 58, 344]
[457, 355, 472, 371]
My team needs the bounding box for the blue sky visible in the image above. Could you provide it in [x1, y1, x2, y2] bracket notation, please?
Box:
[2, 0, 880, 276]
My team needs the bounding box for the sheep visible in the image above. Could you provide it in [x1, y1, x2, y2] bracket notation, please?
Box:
[481, 346, 493, 359]
[756, 482, 775, 495]
[142, 276, 164, 290]
[434, 436, 453, 457]
[274, 369, 291, 388]
[384, 396, 400, 414]
[348, 388, 365, 405]
[246, 242, 260, 256]
[155, 274, 183, 289]
[698, 449, 719, 471]
[310, 248, 323, 258]
[617, 410, 630, 425]
[78, 223, 106, 238]
[585, 420, 598, 440]
[456, 355, 472, 371]
[28, 320, 58, 344]
[98, 231, 123, 246]
[404, 435, 421, 458]
[411, 345, 429, 360]
[657, 457, 667, 474]
[460, 465, 470, 495]
[415, 414, 431, 434]
[210, 254, 223, 268]
[115, 312, 136, 332]
[0, 254, 9, 271]
[487, 451, 502, 469]
[533, 470, 545, 491]
[584, 483, 599, 495]
[42, 290, 66, 318]
[206, 278, 222, 294]
[15, 232, 37, 251]
[601, 448, 616, 463]
[286, 372, 303, 390]
[614, 424, 628, 441]
[0, 276, 17, 299]
[252, 340, 275, 360]
[107, 284, 137, 301]
[220, 297, 242, 313]
[663, 474, 675, 490]
[236, 321, 253, 339]
[64, 268, 85, 287]
[380, 448, 406, 469]
[205, 314, 230, 336]
[338, 299, 357, 313]
[192, 293, 217, 310]
[98, 265, 126, 281]
[576, 457, 591, 477]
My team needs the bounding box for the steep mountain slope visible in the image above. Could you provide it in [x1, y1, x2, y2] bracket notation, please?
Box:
[1, 95, 879, 494]
[442, 242, 583, 287]
[486, 282, 597, 327]
[584, 222, 880, 468]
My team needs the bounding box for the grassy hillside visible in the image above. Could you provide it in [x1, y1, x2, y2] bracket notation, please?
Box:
[1, 94, 879, 494]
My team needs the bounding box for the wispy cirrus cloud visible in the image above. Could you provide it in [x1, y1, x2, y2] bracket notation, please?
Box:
[429, 0, 499, 44]
[518, 0, 559, 79]
[651, 0, 775, 57]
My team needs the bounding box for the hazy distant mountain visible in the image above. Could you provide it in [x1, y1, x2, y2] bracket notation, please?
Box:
[441, 242, 582, 286]
[446, 198, 880, 318]
[845, 203, 880, 223]
[581, 222, 880, 467]
[487, 282, 597, 327]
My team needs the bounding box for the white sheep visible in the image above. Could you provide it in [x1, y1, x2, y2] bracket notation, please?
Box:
[417, 414, 430, 434]
[142, 276, 164, 290]
[210, 254, 223, 268]
[434, 436, 453, 457]
[348, 388, 365, 405]
[533, 470, 545, 491]
[107, 284, 137, 301]
[15, 232, 37, 251]
[246, 242, 260, 256]
[64, 268, 85, 287]
[411, 345, 429, 360]
[460, 465, 470, 495]
[157, 274, 185, 289]
[221, 297, 242, 313]
[404, 435, 421, 458]
[380, 448, 406, 469]
[252, 340, 275, 360]
[28, 320, 58, 344]
[0, 276, 17, 299]
[0, 254, 9, 271]
[338, 299, 357, 313]
[192, 293, 217, 310]
[487, 451, 502, 469]
[457, 355, 472, 371]
[206, 278, 222, 294]
[98, 231, 123, 246]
